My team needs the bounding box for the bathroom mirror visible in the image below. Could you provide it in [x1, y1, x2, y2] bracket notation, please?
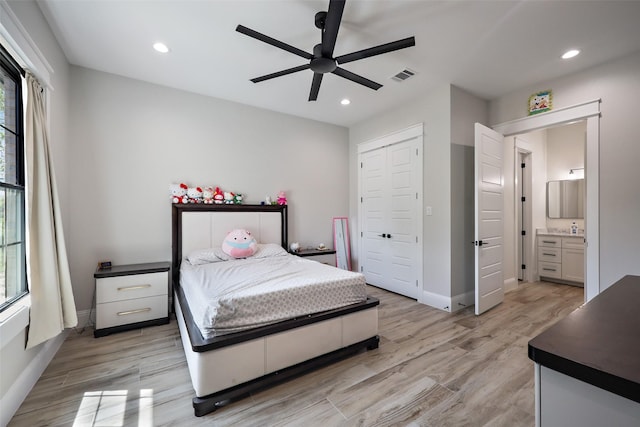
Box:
[333, 217, 352, 270]
[547, 179, 584, 219]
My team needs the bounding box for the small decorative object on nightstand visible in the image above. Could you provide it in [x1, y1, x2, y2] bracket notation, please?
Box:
[94, 262, 171, 338]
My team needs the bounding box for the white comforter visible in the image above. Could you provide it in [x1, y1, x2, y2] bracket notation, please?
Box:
[180, 254, 367, 338]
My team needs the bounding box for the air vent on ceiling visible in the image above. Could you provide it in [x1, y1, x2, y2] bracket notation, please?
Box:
[391, 68, 416, 82]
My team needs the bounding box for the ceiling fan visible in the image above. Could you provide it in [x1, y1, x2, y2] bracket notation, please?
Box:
[236, 0, 416, 101]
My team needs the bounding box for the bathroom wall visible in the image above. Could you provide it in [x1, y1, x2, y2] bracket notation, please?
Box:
[545, 121, 586, 232]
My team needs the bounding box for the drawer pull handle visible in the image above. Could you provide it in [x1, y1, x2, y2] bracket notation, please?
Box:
[117, 308, 151, 316]
[542, 240, 557, 244]
[117, 284, 152, 291]
[543, 268, 557, 272]
[542, 253, 556, 256]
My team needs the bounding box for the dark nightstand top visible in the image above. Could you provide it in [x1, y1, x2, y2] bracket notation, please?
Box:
[291, 248, 336, 257]
[94, 261, 171, 278]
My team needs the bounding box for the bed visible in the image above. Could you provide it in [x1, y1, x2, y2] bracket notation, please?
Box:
[171, 203, 380, 416]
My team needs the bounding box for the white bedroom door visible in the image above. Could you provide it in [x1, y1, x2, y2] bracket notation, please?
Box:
[359, 125, 422, 300]
[474, 123, 505, 315]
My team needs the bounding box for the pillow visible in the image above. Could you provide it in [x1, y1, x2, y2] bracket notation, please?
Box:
[187, 243, 287, 265]
[221, 229, 258, 258]
[186, 248, 226, 265]
[253, 243, 288, 259]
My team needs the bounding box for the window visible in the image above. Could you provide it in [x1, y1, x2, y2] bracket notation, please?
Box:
[0, 44, 26, 312]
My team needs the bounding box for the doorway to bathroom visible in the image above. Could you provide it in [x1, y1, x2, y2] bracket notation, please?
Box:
[513, 121, 586, 290]
[493, 99, 600, 303]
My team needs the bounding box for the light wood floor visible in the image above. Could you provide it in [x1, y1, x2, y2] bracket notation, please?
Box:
[10, 281, 583, 427]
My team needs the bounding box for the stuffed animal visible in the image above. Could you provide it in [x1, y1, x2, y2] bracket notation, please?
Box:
[277, 191, 287, 205]
[169, 183, 188, 204]
[233, 193, 243, 204]
[213, 187, 224, 204]
[224, 191, 235, 204]
[221, 229, 258, 258]
[202, 187, 215, 204]
[187, 186, 203, 203]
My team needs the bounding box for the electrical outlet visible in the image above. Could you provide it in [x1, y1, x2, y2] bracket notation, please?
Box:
[426, 206, 432, 216]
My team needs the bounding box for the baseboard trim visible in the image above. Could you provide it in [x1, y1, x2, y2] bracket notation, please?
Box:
[421, 291, 453, 312]
[451, 291, 475, 312]
[504, 277, 518, 292]
[76, 309, 93, 329]
[0, 330, 67, 426]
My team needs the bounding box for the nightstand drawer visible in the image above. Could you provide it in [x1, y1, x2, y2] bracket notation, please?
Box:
[96, 295, 168, 329]
[538, 247, 561, 263]
[97, 271, 167, 303]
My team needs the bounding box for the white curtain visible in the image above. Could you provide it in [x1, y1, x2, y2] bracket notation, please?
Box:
[25, 72, 77, 349]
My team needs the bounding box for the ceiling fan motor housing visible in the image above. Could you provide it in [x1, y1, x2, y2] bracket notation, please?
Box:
[311, 44, 337, 73]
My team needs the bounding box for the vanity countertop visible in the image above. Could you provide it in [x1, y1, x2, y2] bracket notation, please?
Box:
[537, 231, 584, 238]
[528, 275, 640, 403]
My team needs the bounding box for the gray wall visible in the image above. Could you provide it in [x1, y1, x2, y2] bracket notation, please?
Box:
[450, 86, 488, 300]
[349, 84, 488, 308]
[67, 67, 349, 312]
[490, 50, 640, 290]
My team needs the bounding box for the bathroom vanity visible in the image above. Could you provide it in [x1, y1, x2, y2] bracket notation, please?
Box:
[537, 232, 584, 286]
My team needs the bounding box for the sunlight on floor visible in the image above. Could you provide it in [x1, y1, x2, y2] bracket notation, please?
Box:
[72, 389, 153, 427]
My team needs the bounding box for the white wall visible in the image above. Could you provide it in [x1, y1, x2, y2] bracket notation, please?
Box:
[490, 50, 640, 290]
[0, 1, 71, 424]
[67, 66, 349, 313]
[546, 121, 586, 232]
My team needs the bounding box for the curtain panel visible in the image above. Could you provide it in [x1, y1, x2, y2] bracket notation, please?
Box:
[25, 72, 77, 349]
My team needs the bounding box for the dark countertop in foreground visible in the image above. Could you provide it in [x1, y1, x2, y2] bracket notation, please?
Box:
[528, 275, 640, 403]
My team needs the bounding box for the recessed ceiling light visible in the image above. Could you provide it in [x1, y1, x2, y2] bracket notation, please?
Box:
[341, 98, 351, 105]
[153, 42, 170, 53]
[562, 49, 580, 59]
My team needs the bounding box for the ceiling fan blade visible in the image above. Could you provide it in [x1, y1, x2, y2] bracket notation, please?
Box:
[335, 36, 416, 65]
[251, 64, 311, 83]
[321, 0, 345, 58]
[332, 67, 382, 90]
[309, 73, 324, 101]
[236, 25, 313, 60]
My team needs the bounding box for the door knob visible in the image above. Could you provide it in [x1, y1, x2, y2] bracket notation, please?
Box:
[387, 234, 392, 238]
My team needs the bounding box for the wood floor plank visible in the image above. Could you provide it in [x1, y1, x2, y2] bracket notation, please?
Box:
[8, 281, 583, 427]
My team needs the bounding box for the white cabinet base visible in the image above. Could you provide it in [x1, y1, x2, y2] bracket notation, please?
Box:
[536, 365, 640, 427]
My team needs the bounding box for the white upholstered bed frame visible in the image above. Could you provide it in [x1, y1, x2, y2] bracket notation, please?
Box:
[171, 204, 379, 416]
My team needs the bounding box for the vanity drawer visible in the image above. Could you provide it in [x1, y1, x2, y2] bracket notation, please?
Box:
[562, 237, 584, 250]
[96, 271, 168, 303]
[538, 247, 561, 263]
[538, 236, 561, 248]
[96, 295, 168, 329]
[539, 261, 562, 279]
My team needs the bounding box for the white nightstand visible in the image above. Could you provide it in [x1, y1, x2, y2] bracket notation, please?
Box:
[94, 262, 171, 337]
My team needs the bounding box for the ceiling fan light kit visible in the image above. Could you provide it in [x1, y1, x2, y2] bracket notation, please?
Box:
[236, 0, 415, 101]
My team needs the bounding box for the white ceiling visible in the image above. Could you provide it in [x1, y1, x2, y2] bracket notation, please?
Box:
[38, 0, 640, 127]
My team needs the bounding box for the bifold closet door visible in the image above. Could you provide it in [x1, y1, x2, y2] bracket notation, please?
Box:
[360, 139, 419, 299]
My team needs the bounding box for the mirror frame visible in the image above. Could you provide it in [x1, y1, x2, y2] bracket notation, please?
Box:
[333, 217, 352, 271]
[547, 178, 584, 219]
